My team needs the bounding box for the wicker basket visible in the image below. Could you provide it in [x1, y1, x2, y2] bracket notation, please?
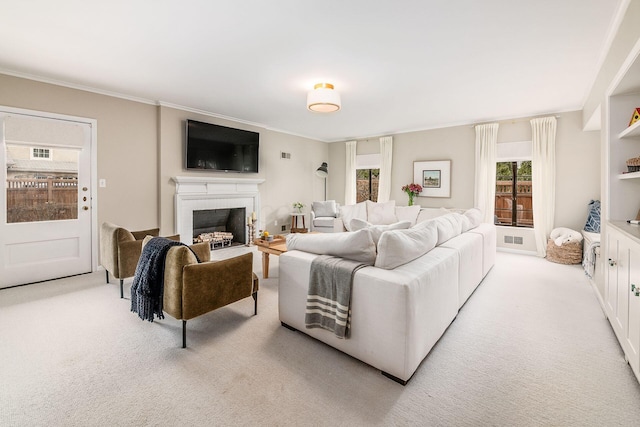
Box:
[546, 238, 583, 265]
[627, 156, 640, 172]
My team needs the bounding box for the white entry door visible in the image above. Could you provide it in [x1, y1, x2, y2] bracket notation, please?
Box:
[0, 110, 94, 288]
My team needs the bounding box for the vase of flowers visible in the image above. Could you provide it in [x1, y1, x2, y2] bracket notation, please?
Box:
[401, 183, 423, 206]
[292, 202, 305, 213]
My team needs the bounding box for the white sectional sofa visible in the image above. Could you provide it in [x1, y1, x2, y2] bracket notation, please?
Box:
[278, 208, 496, 384]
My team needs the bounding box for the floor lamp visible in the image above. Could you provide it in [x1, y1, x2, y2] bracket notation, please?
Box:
[315, 162, 328, 201]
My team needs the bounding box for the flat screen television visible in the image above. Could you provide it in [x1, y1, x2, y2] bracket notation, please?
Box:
[185, 120, 259, 173]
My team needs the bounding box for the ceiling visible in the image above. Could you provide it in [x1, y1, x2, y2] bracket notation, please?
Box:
[0, 1, 625, 142]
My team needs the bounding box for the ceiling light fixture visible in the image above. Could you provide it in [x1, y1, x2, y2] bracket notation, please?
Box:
[307, 83, 341, 113]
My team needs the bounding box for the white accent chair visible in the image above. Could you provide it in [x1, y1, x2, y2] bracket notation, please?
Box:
[310, 200, 344, 233]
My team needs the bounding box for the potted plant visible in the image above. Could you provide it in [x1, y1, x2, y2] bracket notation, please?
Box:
[292, 202, 305, 213]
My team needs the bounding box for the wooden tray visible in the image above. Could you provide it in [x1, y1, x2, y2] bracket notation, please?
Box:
[254, 235, 286, 247]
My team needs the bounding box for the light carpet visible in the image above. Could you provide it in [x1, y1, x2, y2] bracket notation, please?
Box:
[2, 249, 640, 426]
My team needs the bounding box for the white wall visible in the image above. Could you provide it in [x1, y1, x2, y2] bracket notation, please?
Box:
[328, 110, 600, 252]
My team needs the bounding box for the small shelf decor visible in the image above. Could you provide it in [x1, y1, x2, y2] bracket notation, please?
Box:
[292, 202, 305, 213]
[627, 156, 640, 173]
[401, 183, 423, 206]
[629, 107, 640, 127]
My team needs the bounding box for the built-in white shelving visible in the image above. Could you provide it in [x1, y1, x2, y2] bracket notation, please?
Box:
[619, 119, 640, 139]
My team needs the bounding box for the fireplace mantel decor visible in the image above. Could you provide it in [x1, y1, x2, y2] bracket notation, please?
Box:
[172, 176, 265, 246]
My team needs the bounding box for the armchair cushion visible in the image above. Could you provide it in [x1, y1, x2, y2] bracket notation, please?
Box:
[312, 200, 338, 218]
[313, 217, 340, 228]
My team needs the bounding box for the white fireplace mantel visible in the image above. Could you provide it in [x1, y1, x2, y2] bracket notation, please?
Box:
[172, 176, 265, 245]
[172, 176, 265, 195]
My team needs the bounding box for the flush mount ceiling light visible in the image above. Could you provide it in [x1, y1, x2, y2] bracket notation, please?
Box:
[307, 83, 341, 113]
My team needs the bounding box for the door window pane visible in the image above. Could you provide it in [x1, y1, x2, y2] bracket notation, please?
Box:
[6, 144, 78, 223]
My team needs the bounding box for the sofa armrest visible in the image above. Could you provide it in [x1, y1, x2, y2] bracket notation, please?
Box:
[181, 252, 254, 320]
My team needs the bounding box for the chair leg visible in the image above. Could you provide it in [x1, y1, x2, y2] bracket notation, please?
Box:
[182, 320, 187, 348]
[105, 270, 109, 284]
[120, 280, 124, 299]
[253, 292, 258, 315]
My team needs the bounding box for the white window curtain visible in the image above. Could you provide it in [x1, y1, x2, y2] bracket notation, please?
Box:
[344, 140, 357, 205]
[474, 123, 499, 223]
[377, 136, 393, 203]
[531, 116, 557, 257]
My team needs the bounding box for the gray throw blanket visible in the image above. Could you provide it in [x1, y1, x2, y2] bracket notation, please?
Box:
[130, 237, 197, 322]
[305, 255, 367, 339]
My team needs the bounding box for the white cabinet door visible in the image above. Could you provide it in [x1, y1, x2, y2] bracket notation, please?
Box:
[605, 230, 619, 320]
[627, 245, 640, 378]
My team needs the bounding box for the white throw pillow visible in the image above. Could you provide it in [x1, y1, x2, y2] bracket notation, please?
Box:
[375, 221, 438, 269]
[340, 202, 368, 232]
[395, 205, 421, 226]
[349, 219, 412, 244]
[415, 207, 450, 224]
[312, 200, 338, 218]
[286, 228, 376, 264]
[366, 200, 397, 225]
[464, 208, 482, 230]
[457, 212, 472, 233]
[430, 213, 463, 245]
[350, 217, 370, 231]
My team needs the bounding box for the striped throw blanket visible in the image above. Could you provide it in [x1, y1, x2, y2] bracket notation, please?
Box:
[305, 255, 367, 339]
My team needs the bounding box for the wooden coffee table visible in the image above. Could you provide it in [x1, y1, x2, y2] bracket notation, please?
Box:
[254, 237, 287, 279]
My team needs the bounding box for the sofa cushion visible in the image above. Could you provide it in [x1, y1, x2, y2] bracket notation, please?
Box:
[312, 200, 338, 218]
[350, 219, 412, 245]
[313, 217, 339, 228]
[374, 221, 438, 269]
[464, 208, 482, 230]
[415, 207, 450, 224]
[395, 205, 421, 226]
[366, 200, 397, 225]
[340, 202, 368, 232]
[425, 213, 464, 245]
[286, 228, 376, 264]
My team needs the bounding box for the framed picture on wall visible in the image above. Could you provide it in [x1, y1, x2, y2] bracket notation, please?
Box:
[413, 160, 451, 198]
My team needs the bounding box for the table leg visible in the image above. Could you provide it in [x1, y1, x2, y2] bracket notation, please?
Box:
[262, 252, 270, 279]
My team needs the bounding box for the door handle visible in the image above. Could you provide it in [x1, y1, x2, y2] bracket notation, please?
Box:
[608, 258, 617, 267]
[82, 206, 89, 211]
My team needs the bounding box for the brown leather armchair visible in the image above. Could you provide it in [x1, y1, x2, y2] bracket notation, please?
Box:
[100, 222, 178, 298]
[161, 242, 259, 348]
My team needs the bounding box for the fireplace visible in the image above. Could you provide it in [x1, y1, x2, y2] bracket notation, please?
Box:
[172, 176, 265, 247]
[193, 207, 246, 248]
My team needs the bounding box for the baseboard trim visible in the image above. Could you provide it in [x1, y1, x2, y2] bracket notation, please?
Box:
[497, 247, 537, 256]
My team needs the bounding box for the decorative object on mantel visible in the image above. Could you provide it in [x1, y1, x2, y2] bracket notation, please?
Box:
[413, 160, 452, 198]
[246, 211, 257, 246]
[626, 156, 640, 173]
[401, 183, 423, 206]
[292, 202, 305, 213]
[629, 107, 640, 127]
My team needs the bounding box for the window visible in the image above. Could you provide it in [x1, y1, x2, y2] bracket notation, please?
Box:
[495, 161, 533, 227]
[356, 168, 379, 202]
[355, 153, 380, 203]
[31, 148, 51, 160]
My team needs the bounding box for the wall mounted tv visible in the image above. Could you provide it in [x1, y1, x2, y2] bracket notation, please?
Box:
[185, 120, 259, 173]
